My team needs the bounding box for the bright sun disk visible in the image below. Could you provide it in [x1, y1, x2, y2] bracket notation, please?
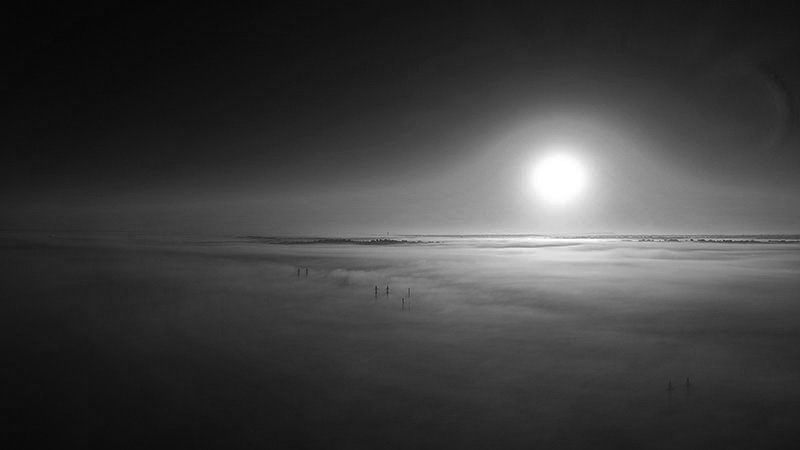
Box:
[531, 154, 586, 205]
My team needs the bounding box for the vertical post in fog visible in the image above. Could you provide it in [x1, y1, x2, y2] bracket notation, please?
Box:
[297, 268, 300, 277]
[386, 286, 390, 297]
[402, 298, 404, 310]
[666, 381, 674, 407]
[374, 286, 378, 299]
[408, 287, 410, 298]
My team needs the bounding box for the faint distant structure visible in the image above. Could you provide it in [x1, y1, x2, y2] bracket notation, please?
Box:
[385, 286, 390, 297]
[402, 298, 405, 310]
[297, 268, 300, 277]
[407, 287, 411, 298]
[305, 268, 308, 277]
[666, 380, 675, 407]
[374, 286, 378, 299]
[684, 377, 693, 397]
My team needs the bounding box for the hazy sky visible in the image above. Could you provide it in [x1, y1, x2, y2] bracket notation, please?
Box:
[4, 2, 800, 235]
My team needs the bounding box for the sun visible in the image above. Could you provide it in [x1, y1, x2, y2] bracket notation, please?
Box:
[531, 154, 587, 204]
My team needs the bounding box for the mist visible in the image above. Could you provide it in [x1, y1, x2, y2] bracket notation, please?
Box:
[3, 232, 799, 448]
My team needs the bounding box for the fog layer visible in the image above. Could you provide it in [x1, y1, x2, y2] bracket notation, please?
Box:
[3, 233, 799, 449]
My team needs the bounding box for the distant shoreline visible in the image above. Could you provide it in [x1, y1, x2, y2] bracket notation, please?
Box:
[234, 234, 800, 245]
[2, 230, 800, 245]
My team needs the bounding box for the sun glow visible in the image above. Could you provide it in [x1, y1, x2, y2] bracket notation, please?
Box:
[531, 154, 587, 205]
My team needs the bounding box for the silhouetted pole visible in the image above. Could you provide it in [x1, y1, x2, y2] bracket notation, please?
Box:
[402, 298, 404, 310]
[385, 286, 390, 297]
[297, 268, 300, 277]
[408, 288, 410, 298]
[666, 380, 674, 407]
[305, 268, 308, 277]
[374, 286, 378, 299]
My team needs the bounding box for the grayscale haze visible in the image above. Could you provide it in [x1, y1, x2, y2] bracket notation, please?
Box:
[5, 2, 800, 449]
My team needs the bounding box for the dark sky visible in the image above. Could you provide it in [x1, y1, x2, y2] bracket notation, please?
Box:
[4, 1, 800, 235]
